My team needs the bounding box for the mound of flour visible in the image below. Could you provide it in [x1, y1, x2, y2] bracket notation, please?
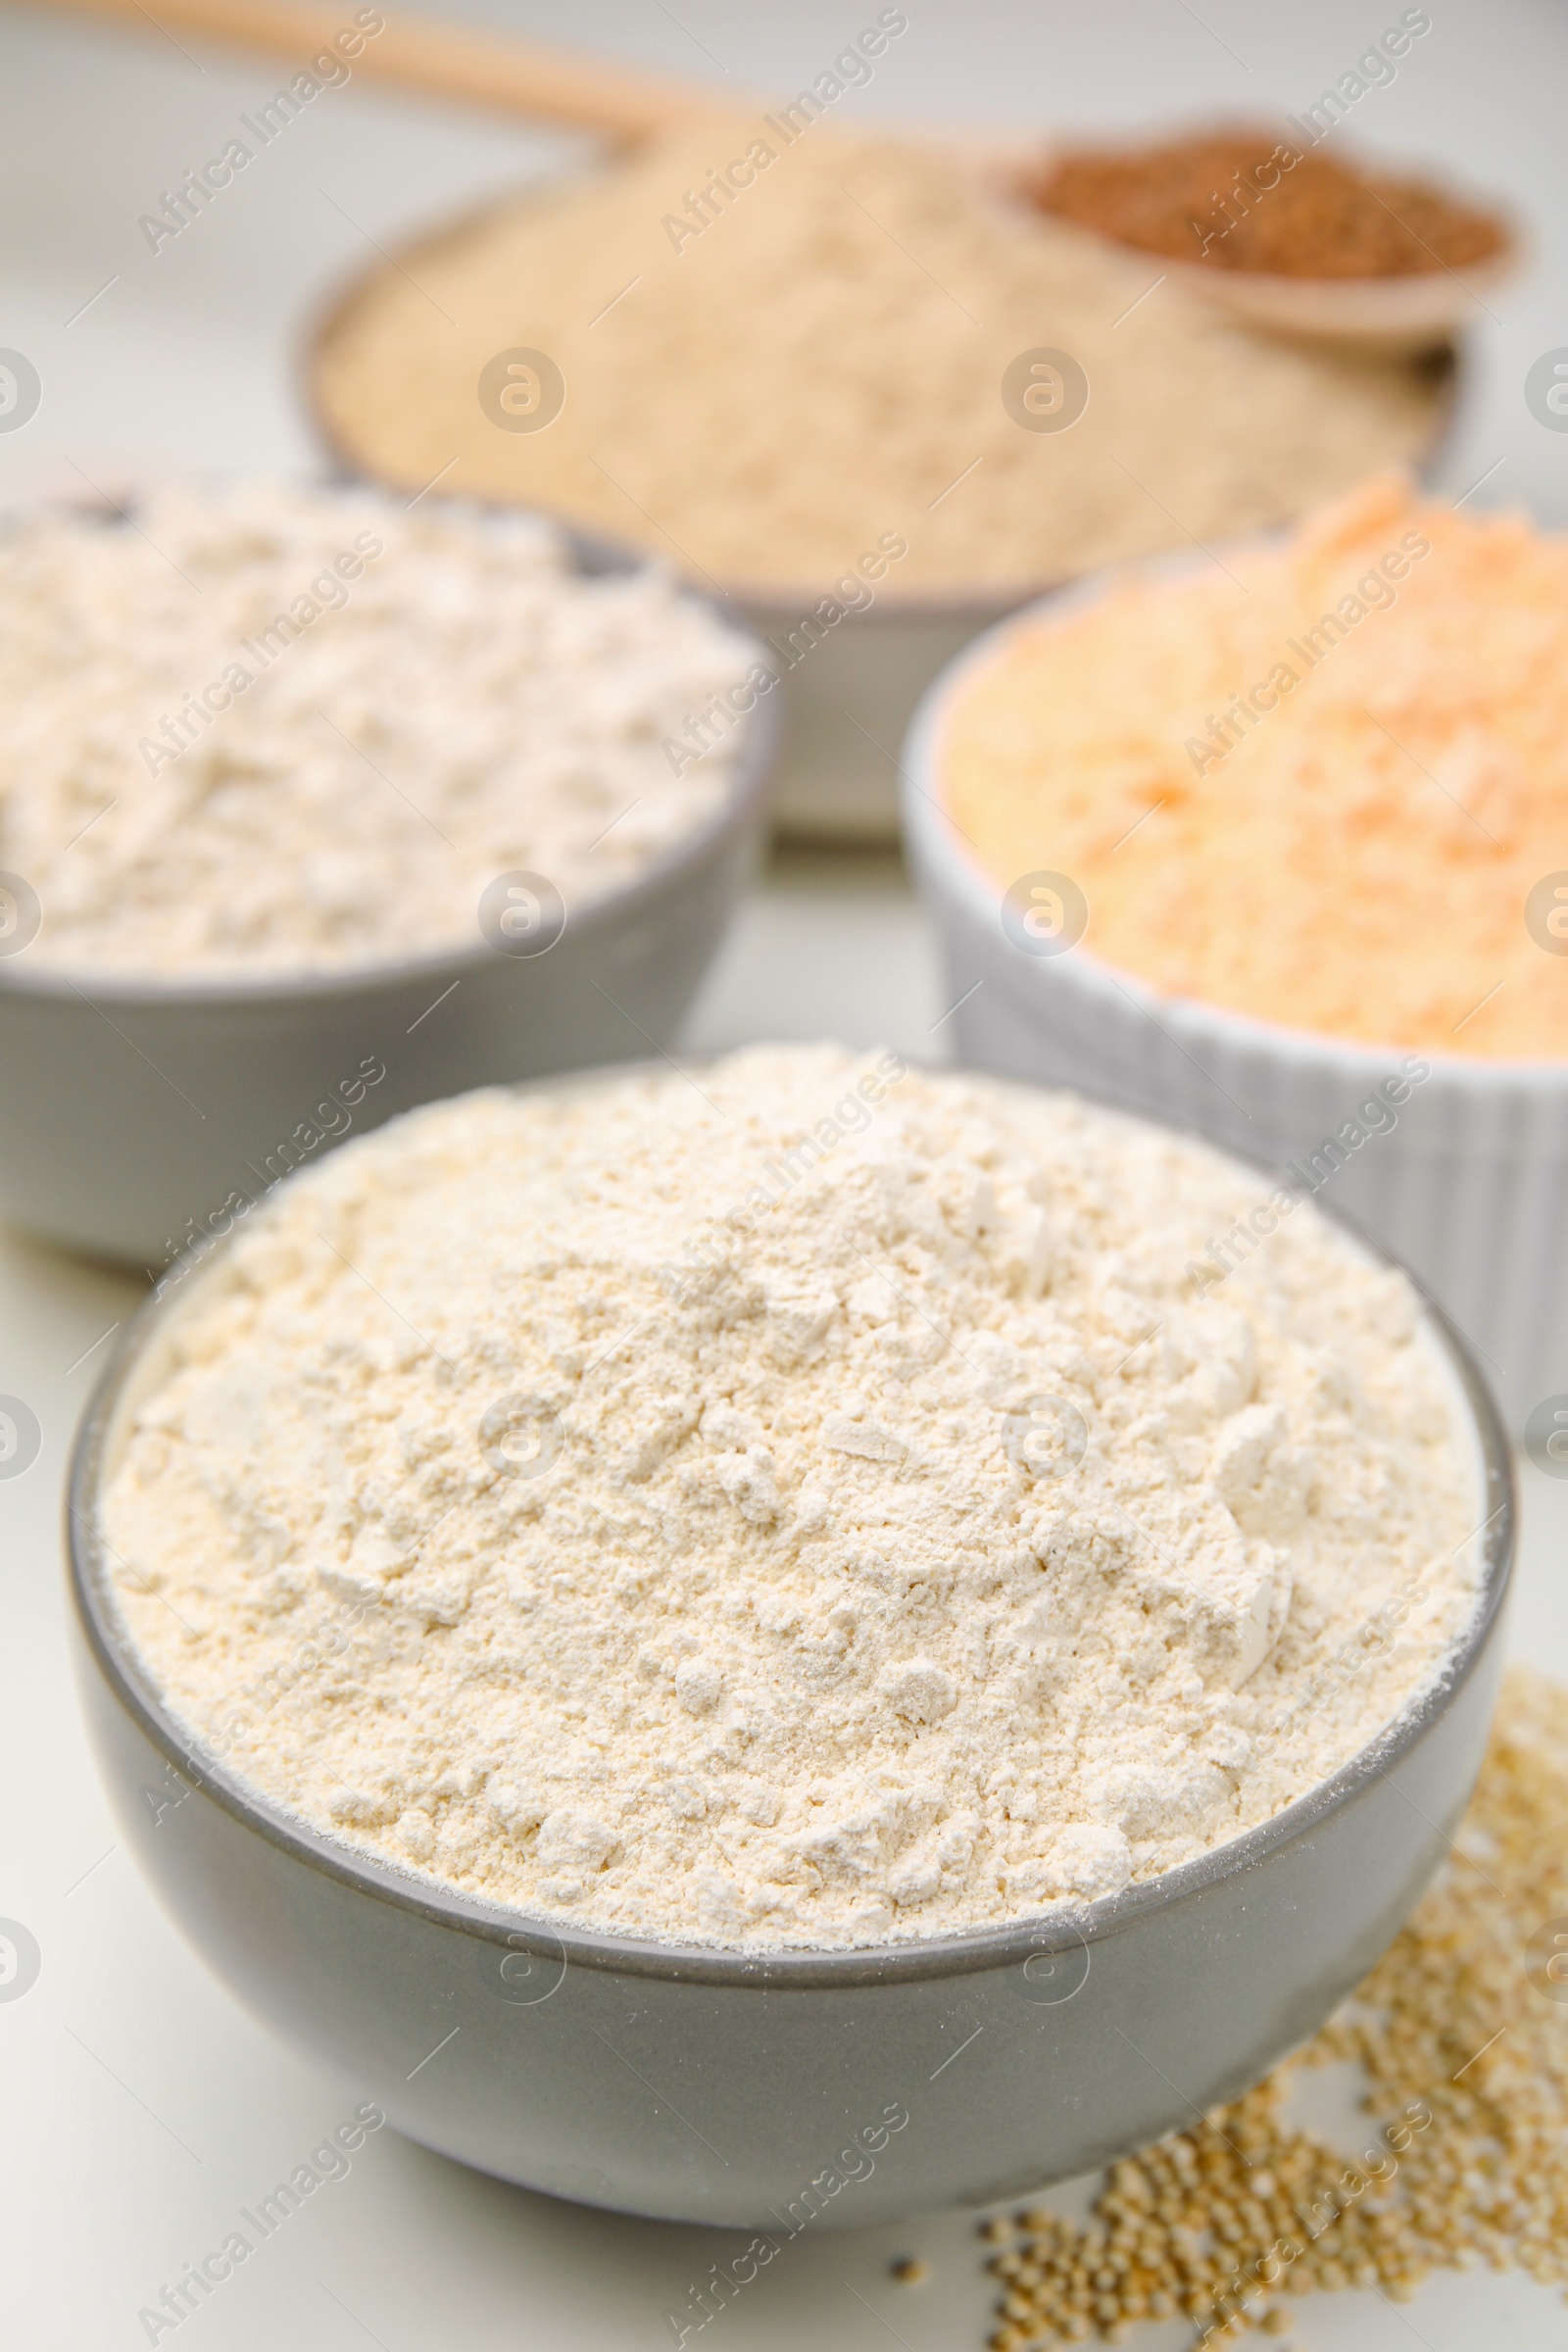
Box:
[313, 127, 1444, 596]
[104, 1048, 1481, 1948]
[0, 478, 754, 976]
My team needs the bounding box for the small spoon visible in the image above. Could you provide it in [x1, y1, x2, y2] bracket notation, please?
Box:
[1004, 142, 1522, 358]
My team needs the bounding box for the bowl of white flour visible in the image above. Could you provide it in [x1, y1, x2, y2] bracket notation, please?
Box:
[69, 1048, 1511, 2228]
[0, 476, 775, 1264]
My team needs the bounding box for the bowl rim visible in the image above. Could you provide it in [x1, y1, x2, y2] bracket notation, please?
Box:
[900, 532, 1568, 1086]
[1159, 246, 1521, 302]
[66, 1056, 1514, 1991]
[0, 474, 782, 1010]
[299, 171, 1461, 622]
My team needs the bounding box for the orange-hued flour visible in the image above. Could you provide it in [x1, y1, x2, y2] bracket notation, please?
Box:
[941, 476, 1568, 1058]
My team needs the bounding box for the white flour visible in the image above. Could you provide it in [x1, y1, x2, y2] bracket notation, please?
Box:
[105, 1048, 1482, 1949]
[0, 479, 755, 977]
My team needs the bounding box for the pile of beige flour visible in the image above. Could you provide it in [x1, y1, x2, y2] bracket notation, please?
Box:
[312, 128, 1446, 597]
[0, 478, 755, 977]
[104, 1048, 1482, 1949]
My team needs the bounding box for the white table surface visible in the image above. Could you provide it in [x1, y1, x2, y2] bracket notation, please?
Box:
[3, 5, 1568, 2346]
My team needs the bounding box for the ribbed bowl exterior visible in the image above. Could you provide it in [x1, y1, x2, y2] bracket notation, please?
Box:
[902, 601, 1568, 1434]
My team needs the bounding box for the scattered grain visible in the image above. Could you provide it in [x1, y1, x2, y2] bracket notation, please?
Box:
[979, 1667, 1568, 2341]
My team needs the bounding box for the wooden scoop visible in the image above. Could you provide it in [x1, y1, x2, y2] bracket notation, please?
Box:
[43, 0, 1518, 355]
[38, 0, 747, 138]
[1008, 141, 1521, 357]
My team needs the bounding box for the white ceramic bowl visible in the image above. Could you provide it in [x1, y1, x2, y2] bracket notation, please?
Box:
[902, 565, 1568, 1434]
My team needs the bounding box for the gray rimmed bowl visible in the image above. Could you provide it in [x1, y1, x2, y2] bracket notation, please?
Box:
[0, 501, 779, 1270]
[66, 1080, 1513, 2231]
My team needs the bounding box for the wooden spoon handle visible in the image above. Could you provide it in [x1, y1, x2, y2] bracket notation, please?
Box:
[39, 0, 739, 138]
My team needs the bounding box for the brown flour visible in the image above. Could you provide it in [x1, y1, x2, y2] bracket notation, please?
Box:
[313, 131, 1446, 598]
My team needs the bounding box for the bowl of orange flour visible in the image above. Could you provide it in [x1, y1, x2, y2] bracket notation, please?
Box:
[905, 475, 1568, 1427]
[69, 1049, 1508, 2225]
